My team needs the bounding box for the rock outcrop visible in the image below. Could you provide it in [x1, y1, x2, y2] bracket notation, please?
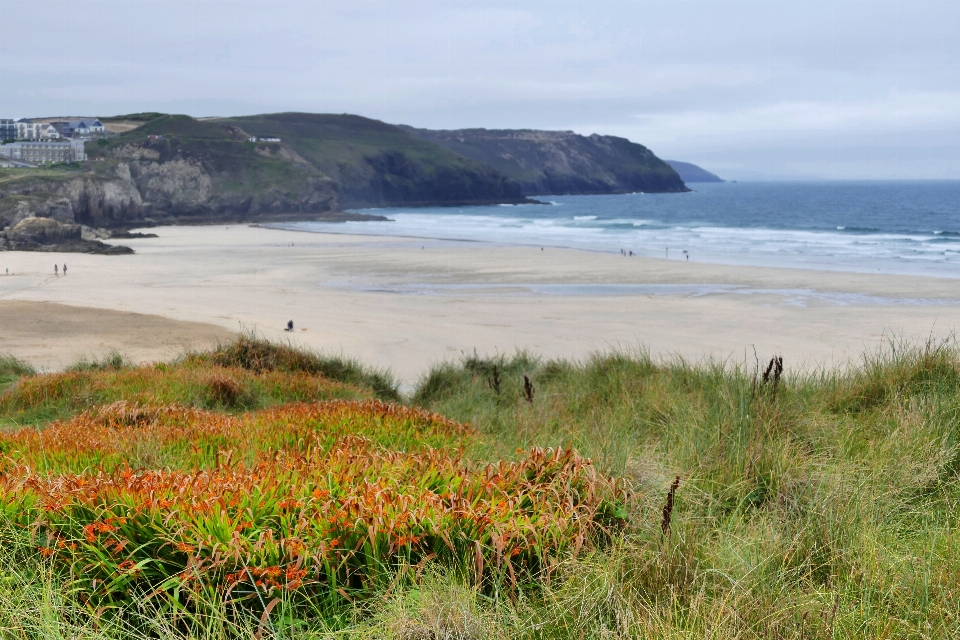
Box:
[0, 217, 131, 254]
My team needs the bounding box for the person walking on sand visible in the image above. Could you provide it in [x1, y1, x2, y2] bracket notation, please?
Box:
[63, 263, 67, 275]
[54, 264, 58, 276]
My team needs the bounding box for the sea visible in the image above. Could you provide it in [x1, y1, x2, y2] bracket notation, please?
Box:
[280, 181, 960, 279]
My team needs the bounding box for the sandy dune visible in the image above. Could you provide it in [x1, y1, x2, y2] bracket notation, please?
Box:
[2, 224, 959, 382]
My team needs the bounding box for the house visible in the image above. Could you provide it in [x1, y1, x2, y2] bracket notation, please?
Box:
[249, 136, 282, 143]
[50, 119, 104, 138]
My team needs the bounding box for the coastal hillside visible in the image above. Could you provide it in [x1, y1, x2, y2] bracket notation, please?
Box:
[0, 114, 359, 235]
[1, 112, 690, 247]
[666, 159, 724, 182]
[401, 126, 689, 195]
[223, 113, 531, 208]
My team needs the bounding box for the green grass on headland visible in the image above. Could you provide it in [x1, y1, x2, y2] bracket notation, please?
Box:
[1, 336, 959, 638]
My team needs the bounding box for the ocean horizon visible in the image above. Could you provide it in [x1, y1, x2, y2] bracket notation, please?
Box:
[277, 180, 960, 279]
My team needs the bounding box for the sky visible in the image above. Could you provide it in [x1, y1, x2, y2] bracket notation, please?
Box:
[1, 0, 958, 180]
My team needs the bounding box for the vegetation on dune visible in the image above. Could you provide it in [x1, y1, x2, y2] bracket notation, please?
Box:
[187, 334, 400, 402]
[0, 355, 35, 393]
[1, 336, 960, 637]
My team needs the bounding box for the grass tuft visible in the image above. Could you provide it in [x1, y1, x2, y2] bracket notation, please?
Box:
[0, 355, 35, 393]
[187, 334, 400, 402]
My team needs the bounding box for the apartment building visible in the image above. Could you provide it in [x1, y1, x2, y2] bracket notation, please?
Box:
[0, 139, 86, 163]
[15, 120, 58, 140]
[0, 119, 15, 141]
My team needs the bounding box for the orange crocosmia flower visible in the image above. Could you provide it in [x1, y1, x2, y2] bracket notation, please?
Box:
[117, 560, 140, 575]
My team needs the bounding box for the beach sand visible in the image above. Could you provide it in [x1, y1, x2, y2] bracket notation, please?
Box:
[2, 224, 959, 382]
[0, 300, 233, 371]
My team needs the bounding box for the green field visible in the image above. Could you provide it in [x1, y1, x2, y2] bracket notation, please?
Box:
[1, 335, 958, 638]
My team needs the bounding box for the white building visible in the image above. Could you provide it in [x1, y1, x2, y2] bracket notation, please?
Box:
[15, 118, 103, 140]
[50, 119, 104, 138]
[0, 139, 86, 163]
[16, 120, 45, 140]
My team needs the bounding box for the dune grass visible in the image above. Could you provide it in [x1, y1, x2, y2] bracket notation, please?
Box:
[1, 336, 960, 637]
[0, 355, 35, 394]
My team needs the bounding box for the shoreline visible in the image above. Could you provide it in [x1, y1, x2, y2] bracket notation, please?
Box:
[3, 223, 960, 382]
[270, 212, 960, 280]
[272, 219, 960, 281]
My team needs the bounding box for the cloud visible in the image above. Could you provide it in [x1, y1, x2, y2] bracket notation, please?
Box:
[1, 0, 958, 178]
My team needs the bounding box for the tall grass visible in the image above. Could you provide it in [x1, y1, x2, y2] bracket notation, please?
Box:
[186, 334, 400, 402]
[0, 355, 34, 393]
[2, 337, 960, 637]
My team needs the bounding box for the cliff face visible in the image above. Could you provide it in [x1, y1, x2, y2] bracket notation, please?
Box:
[0, 117, 343, 230]
[0, 113, 689, 235]
[401, 128, 689, 196]
[224, 113, 533, 209]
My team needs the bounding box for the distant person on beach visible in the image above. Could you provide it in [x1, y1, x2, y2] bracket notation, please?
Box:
[54, 264, 58, 275]
[63, 264, 67, 275]
[285, 320, 294, 332]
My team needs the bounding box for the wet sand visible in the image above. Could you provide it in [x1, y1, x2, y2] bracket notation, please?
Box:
[2, 224, 959, 382]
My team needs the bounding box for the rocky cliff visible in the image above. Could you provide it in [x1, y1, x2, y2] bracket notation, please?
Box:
[0, 114, 534, 237]
[1, 113, 690, 247]
[0, 115, 372, 234]
[401, 127, 689, 196]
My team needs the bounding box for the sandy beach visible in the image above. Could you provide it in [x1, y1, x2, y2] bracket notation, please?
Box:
[3, 224, 960, 383]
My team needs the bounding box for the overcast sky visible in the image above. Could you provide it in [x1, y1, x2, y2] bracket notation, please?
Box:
[2, 0, 958, 179]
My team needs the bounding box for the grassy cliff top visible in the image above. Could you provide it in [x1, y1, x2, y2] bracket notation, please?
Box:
[222, 112, 515, 181]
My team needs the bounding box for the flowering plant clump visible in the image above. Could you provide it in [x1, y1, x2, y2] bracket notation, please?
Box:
[0, 399, 472, 472]
[1, 435, 630, 609]
[0, 360, 632, 612]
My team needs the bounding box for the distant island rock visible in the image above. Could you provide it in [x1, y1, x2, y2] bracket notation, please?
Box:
[402, 127, 689, 196]
[665, 160, 724, 183]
